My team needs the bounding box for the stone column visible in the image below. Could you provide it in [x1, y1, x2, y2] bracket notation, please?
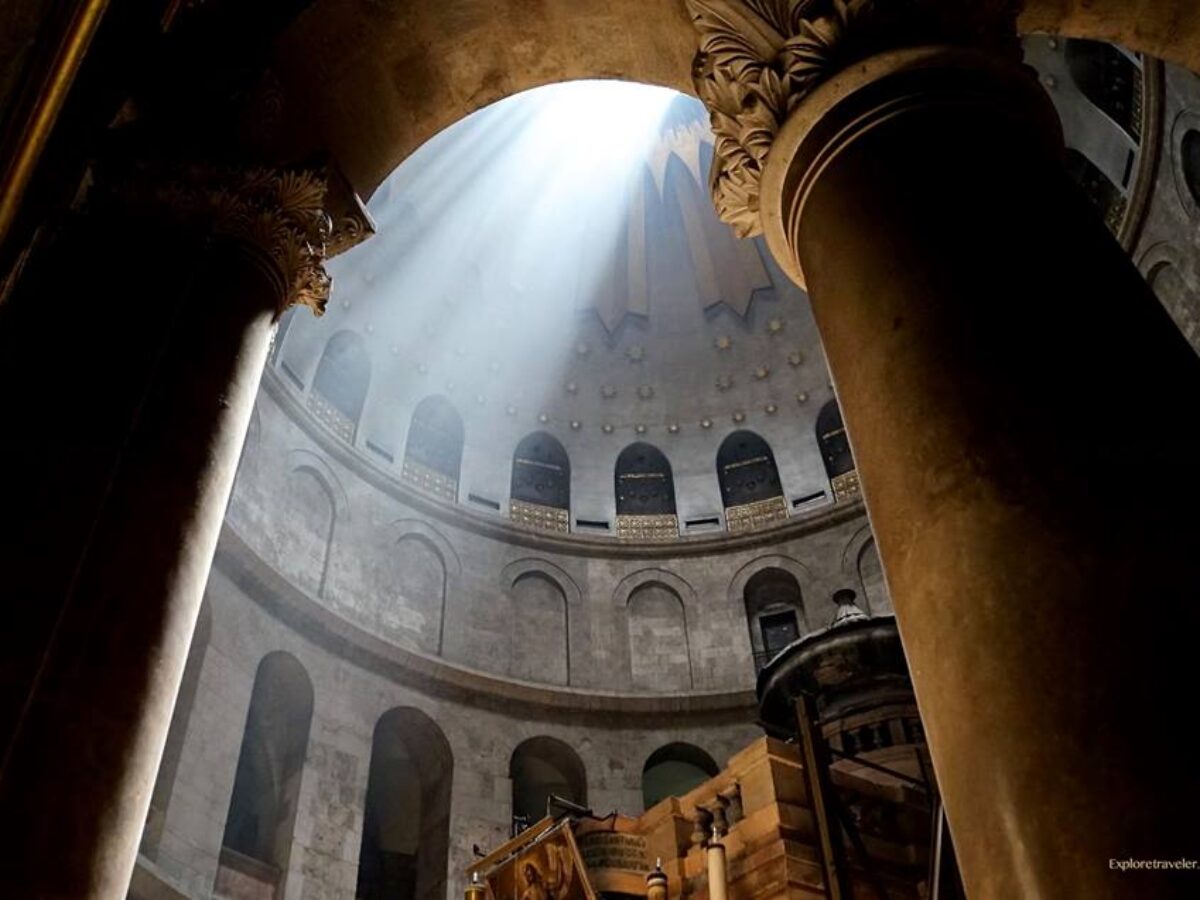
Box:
[0, 162, 364, 896]
[688, 3, 1200, 898]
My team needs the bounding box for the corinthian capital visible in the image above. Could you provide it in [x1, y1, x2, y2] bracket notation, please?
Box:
[111, 159, 372, 316]
[687, 0, 1021, 237]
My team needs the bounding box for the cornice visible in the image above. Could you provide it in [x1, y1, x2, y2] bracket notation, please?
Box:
[214, 524, 759, 725]
[258, 367, 869, 559]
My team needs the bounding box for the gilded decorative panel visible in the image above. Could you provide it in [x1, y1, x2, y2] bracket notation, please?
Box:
[724, 494, 788, 535]
[402, 457, 458, 502]
[306, 390, 355, 442]
[510, 499, 570, 534]
[831, 469, 861, 502]
[615, 514, 678, 542]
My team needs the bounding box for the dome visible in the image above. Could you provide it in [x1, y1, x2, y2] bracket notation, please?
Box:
[272, 81, 836, 541]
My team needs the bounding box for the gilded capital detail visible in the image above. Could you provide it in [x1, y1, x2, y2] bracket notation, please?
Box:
[686, 0, 1021, 237]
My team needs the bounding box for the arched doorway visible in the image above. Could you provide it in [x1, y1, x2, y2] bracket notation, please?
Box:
[509, 737, 587, 836]
[218, 652, 314, 897]
[641, 743, 719, 810]
[356, 708, 453, 900]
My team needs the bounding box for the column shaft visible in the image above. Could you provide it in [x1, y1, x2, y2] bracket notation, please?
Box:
[0, 214, 279, 896]
[773, 54, 1200, 898]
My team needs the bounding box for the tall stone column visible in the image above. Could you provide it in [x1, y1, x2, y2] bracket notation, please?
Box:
[0, 161, 365, 897]
[688, 3, 1200, 898]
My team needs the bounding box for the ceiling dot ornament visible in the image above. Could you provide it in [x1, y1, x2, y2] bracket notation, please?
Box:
[601, 384, 618, 399]
[417, 363, 429, 374]
[753, 365, 770, 381]
[626, 344, 645, 362]
[767, 317, 785, 334]
[538, 412, 550, 424]
[602, 423, 615, 434]
[565, 380, 578, 394]
[732, 410, 747, 423]
[341, 299, 351, 310]
[714, 335, 733, 351]
[637, 384, 655, 400]
[795, 391, 809, 404]
[575, 341, 591, 357]
[635, 423, 647, 434]
[506, 404, 518, 416]
[765, 402, 778, 414]
[667, 422, 680, 434]
[787, 350, 804, 367]
[570, 420, 582, 431]
[700, 418, 713, 429]
[390, 345, 399, 355]
[366, 323, 374, 334]
[445, 380, 456, 391]
[716, 374, 733, 391]
[475, 394, 486, 405]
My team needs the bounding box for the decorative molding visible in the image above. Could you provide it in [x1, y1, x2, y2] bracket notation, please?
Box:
[686, 0, 1021, 237]
[1116, 57, 1162, 252]
[260, 369, 869, 558]
[391, 518, 462, 576]
[283, 449, 349, 518]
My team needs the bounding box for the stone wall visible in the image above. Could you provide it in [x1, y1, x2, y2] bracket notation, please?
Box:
[140, 563, 763, 899]
[226, 381, 888, 695]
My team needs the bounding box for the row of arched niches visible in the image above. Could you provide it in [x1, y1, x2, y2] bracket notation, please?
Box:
[218, 651, 723, 899]
[275, 328, 857, 540]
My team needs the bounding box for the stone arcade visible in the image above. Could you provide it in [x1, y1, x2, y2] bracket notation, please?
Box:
[3, 1, 1200, 899]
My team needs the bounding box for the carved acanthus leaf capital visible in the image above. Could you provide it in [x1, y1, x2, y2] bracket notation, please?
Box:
[686, 0, 1021, 237]
[115, 160, 372, 316]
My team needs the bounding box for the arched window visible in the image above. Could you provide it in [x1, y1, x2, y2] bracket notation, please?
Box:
[402, 396, 464, 501]
[717, 430, 787, 533]
[1182, 130, 1200, 208]
[1065, 39, 1141, 140]
[510, 432, 571, 534]
[641, 744, 719, 810]
[356, 708, 453, 900]
[309, 330, 370, 441]
[614, 442, 678, 540]
[218, 653, 314, 897]
[744, 568, 805, 672]
[1064, 149, 1125, 234]
[509, 737, 587, 835]
[816, 400, 859, 501]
